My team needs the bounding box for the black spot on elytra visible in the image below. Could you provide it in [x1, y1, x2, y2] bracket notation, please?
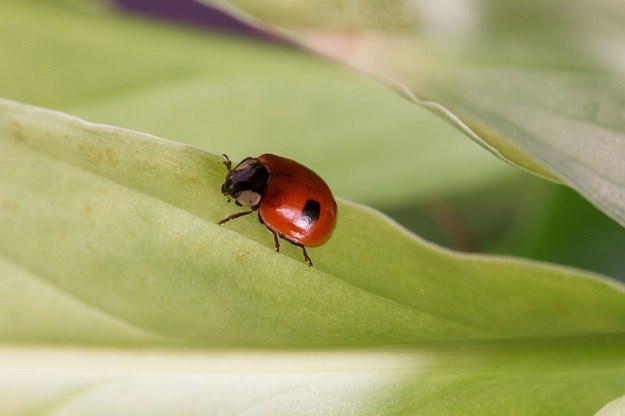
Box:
[302, 199, 321, 224]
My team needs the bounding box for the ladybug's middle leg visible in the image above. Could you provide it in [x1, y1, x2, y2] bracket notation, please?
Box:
[258, 212, 281, 253]
[270, 229, 280, 253]
[300, 245, 313, 267]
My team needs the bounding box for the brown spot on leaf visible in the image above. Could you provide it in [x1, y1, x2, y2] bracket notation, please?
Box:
[78, 144, 117, 167]
[177, 172, 202, 186]
[1, 200, 18, 212]
[9, 119, 27, 142]
[84, 203, 95, 223]
[236, 251, 249, 263]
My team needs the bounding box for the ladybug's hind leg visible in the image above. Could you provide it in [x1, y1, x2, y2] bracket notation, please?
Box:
[282, 238, 314, 267]
[300, 245, 313, 267]
[258, 213, 312, 266]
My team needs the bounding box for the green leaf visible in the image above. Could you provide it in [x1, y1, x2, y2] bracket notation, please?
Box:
[4, 98, 625, 345]
[2, 98, 625, 413]
[211, 0, 625, 227]
[0, 0, 517, 209]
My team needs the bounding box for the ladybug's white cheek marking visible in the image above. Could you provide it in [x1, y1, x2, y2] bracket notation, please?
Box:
[237, 190, 261, 207]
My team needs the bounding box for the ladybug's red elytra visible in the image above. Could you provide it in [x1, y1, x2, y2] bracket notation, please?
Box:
[219, 153, 337, 266]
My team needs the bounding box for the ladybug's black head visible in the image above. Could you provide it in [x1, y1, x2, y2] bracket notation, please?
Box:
[221, 156, 269, 208]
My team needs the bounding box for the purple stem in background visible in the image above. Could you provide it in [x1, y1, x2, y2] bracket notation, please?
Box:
[113, 0, 287, 44]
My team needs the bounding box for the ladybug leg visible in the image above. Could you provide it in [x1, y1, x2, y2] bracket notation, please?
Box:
[219, 209, 254, 225]
[300, 246, 313, 267]
[270, 230, 280, 253]
[275, 232, 314, 267]
[258, 213, 281, 252]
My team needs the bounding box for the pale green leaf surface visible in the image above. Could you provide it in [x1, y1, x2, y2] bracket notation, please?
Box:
[0, 0, 517, 208]
[3, 100, 625, 412]
[1, 339, 625, 415]
[212, 0, 625, 227]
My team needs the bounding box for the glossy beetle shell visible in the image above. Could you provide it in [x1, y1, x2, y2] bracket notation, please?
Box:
[256, 154, 337, 247]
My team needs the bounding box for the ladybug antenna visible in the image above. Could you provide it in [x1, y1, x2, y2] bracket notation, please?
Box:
[221, 154, 233, 203]
[222, 154, 232, 172]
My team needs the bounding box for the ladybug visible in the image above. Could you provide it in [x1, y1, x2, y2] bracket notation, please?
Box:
[219, 153, 337, 266]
